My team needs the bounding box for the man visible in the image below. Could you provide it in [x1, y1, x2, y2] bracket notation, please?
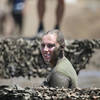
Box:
[37, 0, 65, 33]
[7, 0, 26, 35]
[40, 29, 78, 88]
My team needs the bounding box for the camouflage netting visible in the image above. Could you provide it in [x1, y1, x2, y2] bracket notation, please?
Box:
[0, 35, 100, 78]
[0, 36, 100, 100]
[0, 85, 100, 100]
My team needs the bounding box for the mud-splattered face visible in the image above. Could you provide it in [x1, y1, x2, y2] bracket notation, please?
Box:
[41, 34, 60, 64]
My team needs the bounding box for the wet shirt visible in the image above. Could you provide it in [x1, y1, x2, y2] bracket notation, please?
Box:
[43, 57, 78, 88]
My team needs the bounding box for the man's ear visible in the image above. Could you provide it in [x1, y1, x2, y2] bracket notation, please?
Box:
[60, 44, 65, 50]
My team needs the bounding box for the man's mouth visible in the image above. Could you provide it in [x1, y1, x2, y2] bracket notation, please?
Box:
[44, 54, 50, 58]
[43, 53, 51, 60]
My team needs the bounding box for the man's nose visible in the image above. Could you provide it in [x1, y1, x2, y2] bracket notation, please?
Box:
[44, 45, 49, 51]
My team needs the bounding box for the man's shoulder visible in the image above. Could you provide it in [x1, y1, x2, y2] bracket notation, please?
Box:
[55, 57, 77, 76]
[56, 57, 72, 68]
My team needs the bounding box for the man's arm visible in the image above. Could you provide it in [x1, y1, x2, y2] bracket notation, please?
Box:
[45, 71, 71, 88]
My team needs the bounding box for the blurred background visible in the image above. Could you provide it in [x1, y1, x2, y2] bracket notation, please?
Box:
[0, 0, 100, 88]
[0, 0, 100, 39]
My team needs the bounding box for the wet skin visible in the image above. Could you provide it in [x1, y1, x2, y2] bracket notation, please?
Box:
[41, 34, 60, 65]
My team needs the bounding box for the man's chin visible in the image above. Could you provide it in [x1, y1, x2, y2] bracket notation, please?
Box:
[44, 59, 50, 64]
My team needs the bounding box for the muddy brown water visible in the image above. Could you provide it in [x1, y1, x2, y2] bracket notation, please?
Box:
[0, 69, 100, 89]
[78, 69, 100, 88]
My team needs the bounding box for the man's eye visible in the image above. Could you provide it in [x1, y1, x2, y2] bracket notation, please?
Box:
[47, 44, 55, 48]
[41, 43, 55, 48]
[41, 44, 45, 48]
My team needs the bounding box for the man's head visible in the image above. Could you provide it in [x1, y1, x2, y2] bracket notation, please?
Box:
[40, 29, 65, 65]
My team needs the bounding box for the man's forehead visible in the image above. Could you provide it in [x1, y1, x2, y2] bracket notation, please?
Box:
[42, 34, 57, 43]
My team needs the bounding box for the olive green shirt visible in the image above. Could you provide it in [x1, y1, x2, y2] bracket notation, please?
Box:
[43, 57, 78, 88]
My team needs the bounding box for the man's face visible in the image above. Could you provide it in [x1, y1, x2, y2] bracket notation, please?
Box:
[41, 34, 60, 64]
